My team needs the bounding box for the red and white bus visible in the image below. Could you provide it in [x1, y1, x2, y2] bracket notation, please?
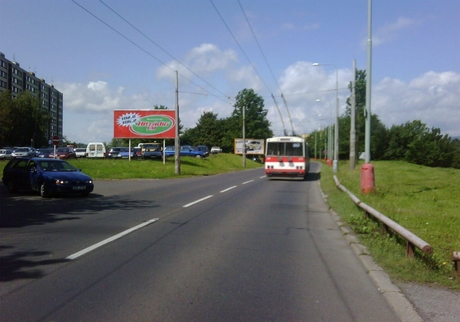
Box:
[264, 136, 310, 179]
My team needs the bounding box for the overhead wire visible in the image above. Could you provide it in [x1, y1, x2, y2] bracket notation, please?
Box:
[209, 0, 273, 93]
[71, 0, 232, 103]
[99, 0, 233, 102]
[238, 0, 295, 135]
[210, 0, 288, 136]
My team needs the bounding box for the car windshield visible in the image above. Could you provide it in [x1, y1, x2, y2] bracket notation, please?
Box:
[38, 160, 78, 172]
[16, 148, 28, 152]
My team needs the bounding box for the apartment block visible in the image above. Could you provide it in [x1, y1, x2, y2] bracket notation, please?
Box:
[0, 52, 63, 142]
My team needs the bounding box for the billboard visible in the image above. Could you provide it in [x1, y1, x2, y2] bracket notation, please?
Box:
[234, 138, 265, 155]
[114, 110, 176, 139]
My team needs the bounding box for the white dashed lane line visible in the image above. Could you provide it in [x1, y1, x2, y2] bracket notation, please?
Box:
[183, 195, 214, 208]
[220, 186, 237, 193]
[66, 218, 159, 260]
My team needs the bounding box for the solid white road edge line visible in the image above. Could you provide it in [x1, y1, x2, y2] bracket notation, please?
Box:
[242, 180, 254, 184]
[220, 186, 237, 193]
[183, 195, 213, 208]
[66, 218, 159, 260]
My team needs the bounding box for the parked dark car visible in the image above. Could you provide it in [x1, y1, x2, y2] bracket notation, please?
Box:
[118, 147, 136, 159]
[133, 147, 142, 159]
[36, 148, 53, 158]
[196, 145, 209, 157]
[143, 146, 163, 159]
[2, 157, 94, 198]
[53, 147, 76, 160]
[107, 147, 122, 158]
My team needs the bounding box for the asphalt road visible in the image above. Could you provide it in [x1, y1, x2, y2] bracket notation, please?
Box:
[0, 163, 399, 321]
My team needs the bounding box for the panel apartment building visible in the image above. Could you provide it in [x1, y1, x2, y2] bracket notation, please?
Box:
[0, 52, 63, 143]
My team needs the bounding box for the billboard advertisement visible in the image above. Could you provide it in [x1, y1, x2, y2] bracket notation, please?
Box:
[234, 138, 265, 155]
[114, 110, 176, 139]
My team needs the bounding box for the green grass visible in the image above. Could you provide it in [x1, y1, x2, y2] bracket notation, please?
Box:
[0, 153, 263, 180]
[69, 154, 263, 179]
[319, 160, 460, 290]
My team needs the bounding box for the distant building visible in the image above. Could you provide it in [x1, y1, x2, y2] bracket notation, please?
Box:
[0, 52, 63, 143]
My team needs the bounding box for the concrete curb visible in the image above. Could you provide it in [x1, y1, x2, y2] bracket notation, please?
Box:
[329, 208, 424, 322]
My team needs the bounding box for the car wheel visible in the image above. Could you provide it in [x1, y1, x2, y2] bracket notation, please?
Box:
[6, 180, 17, 193]
[196, 155, 202, 158]
[40, 183, 51, 198]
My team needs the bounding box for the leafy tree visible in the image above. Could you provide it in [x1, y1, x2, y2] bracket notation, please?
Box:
[385, 120, 455, 167]
[227, 88, 273, 148]
[342, 69, 388, 160]
[451, 139, 460, 169]
[0, 91, 50, 147]
[180, 111, 226, 148]
[0, 90, 13, 146]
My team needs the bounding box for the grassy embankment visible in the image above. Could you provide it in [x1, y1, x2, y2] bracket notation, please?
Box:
[1, 155, 458, 288]
[318, 159, 460, 290]
[67, 153, 262, 179]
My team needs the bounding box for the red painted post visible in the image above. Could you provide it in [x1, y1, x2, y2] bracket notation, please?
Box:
[361, 163, 375, 193]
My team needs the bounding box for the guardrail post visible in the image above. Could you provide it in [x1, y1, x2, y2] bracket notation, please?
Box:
[453, 252, 460, 276]
[380, 222, 388, 235]
[407, 242, 415, 258]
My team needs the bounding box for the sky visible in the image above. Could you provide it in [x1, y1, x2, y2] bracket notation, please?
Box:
[1, 0, 459, 143]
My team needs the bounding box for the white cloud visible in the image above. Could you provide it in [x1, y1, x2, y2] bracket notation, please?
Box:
[59, 55, 460, 144]
[156, 43, 238, 81]
[373, 71, 460, 136]
[370, 17, 416, 47]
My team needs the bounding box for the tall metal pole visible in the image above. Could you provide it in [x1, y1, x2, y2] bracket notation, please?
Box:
[361, 0, 375, 194]
[350, 59, 356, 170]
[365, 0, 372, 163]
[242, 104, 246, 167]
[313, 63, 339, 171]
[315, 130, 317, 159]
[333, 67, 339, 173]
[175, 70, 180, 175]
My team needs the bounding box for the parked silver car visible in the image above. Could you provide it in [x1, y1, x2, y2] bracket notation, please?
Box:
[0, 148, 14, 160]
[12, 147, 36, 157]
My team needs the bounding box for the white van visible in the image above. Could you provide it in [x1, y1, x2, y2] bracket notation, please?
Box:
[86, 142, 106, 158]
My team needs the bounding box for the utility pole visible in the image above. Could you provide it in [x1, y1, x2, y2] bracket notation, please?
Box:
[350, 59, 356, 170]
[361, 0, 375, 193]
[242, 103, 246, 167]
[175, 70, 180, 175]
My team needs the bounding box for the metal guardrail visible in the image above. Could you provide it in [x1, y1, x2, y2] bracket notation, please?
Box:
[333, 176, 433, 257]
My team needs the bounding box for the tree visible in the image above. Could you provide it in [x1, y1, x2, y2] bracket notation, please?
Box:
[385, 120, 456, 167]
[229, 88, 273, 143]
[0, 90, 13, 146]
[342, 69, 388, 160]
[0, 91, 50, 147]
[180, 111, 226, 148]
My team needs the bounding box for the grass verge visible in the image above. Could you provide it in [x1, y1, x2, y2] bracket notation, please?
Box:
[318, 160, 460, 290]
[0, 153, 263, 180]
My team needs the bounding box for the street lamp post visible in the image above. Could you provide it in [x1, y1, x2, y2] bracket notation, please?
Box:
[313, 63, 339, 172]
[316, 99, 332, 163]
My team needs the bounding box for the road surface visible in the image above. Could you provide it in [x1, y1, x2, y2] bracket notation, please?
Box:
[0, 163, 398, 321]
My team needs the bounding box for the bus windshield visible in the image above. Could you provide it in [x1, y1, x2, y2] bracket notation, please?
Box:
[267, 142, 303, 156]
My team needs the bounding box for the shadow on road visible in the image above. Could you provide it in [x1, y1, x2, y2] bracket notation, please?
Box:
[0, 185, 160, 283]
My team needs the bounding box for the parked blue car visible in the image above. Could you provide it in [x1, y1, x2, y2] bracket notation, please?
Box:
[163, 146, 206, 158]
[118, 147, 137, 159]
[2, 157, 94, 198]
